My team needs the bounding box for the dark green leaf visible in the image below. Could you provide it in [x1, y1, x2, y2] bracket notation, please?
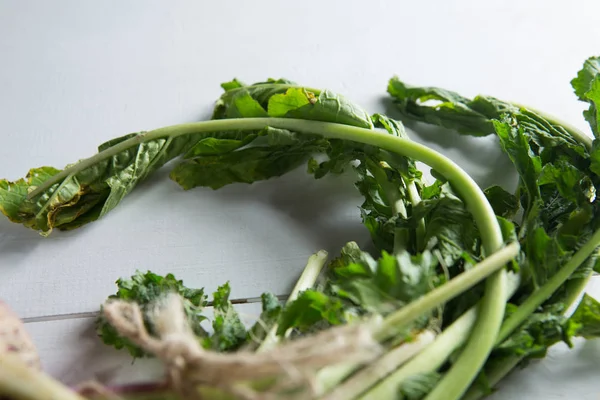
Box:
[246, 293, 282, 349]
[96, 270, 208, 358]
[493, 118, 542, 211]
[0, 133, 196, 234]
[412, 194, 480, 267]
[570, 293, 600, 338]
[170, 128, 322, 190]
[387, 77, 516, 136]
[207, 282, 248, 352]
[571, 56, 600, 136]
[276, 291, 345, 335]
[267, 88, 374, 129]
[329, 249, 437, 317]
[590, 139, 600, 175]
[484, 185, 519, 219]
[525, 226, 566, 288]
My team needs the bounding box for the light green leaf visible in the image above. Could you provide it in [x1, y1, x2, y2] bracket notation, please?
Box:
[267, 88, 374, 129]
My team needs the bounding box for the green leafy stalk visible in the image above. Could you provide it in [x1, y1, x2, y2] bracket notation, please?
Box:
[463, 271, 598, 400]
[497, 228, 600, 343]
[373, 242, 519, 341]
[321, 330, 436, 400]
[25, 118, 502, 254]
[358, 273, 522, 400]
[16, 117, 506, 400]
[258, 250, 329, 351]
[313, 242, 519, 398]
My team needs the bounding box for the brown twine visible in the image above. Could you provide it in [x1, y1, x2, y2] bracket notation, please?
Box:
[102, 293, 381, 400]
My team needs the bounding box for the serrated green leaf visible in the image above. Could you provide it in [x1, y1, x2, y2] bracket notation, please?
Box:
[208, 282, 248, 352]
[0, 133, 196, 234]
[96, 270, 208, 358]
[276, 291, 345, 335]
[267, 88, 374, 129]
[570, 293, 600, 338]
[484, 185, 519, 219]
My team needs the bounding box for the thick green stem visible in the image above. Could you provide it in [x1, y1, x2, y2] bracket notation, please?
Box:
[406, 180, 426, 251]
[29, 119, 503, 254]
[28, 118, 506, 398]
[425, 270, 507, 400]
[373, 242, 519, 341]
[359, 273, 521, 400]
[314, 244, 518, 398]
[258, 250, 328, 352]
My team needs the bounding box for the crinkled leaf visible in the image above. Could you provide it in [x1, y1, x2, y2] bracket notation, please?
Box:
[170, 131, 325, 190]
[493, 118, 542, 210]
[246, 293, 282, 349]
[484, 185, 519, 219]
[570, 293, 600, 338]
[411, 194, 480, 267]
[329, 249, 437, 317]
[276, 291, 345, 335]
[213, 78, 296, 119]
[571, 56, 600, 99]
[207, 282, 248, 352]
[387, 77, 517, 136]
[525, 226, 567, 288]
[96, 270, 208, 358]
[497, 294, 600, 360]
[0, 133, 195, 234]
[267, 88, 374, 129]
[571, 56, 600, 136]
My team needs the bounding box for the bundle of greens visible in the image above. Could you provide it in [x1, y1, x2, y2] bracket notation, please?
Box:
[2, 56, 600, 400]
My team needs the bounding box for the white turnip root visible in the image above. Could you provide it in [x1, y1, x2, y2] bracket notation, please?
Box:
[0, 300, 40, 370]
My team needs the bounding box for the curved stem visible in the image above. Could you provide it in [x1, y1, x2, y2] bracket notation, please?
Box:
[28, 117, 507, 399]
[29, 119, 504, 255]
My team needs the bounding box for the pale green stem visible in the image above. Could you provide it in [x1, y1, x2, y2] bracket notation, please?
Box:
[321, 330, 436, 400]
[314, 243, 518, 397]
[358, 273, 521, 400]
[28, 119, 503, 255]
[258, 250, 328, 352]
[406, 180, 426, 251]
[0, 353, 86, 400]
[28, 118, 506, 398]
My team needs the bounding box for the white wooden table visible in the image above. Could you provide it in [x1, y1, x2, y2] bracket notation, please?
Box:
[1, 1, 600, 398]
